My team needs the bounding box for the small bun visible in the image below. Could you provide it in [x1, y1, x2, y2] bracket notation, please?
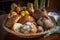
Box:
[37, 26, 44, 32]
[37, 17, 55, 30]
[13, 23, 23, 32]
[11, 3, 17, 10]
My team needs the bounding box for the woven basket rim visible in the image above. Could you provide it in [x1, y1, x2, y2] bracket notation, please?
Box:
[2, 15, 55, 38]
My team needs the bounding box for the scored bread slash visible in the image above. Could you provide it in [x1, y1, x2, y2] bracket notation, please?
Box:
[6, 15, 21, 28]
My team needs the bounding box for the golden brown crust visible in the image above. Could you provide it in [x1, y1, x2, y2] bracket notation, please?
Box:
[37, 16, 56, 30]
[6, 15, 21, 28]
[10, 3, 17, 10]
[18, 15, 35, 24]
[8, 11, 17, 19]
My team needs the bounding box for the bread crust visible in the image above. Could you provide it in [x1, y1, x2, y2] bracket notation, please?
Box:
[6, 15, 21, 28]
[8, 11, 17, 19]
[18, 15, 35, 24]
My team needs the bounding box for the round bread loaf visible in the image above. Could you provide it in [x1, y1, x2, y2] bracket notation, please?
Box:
[20, 22, 37, 34]
[18, 15, 35, 24]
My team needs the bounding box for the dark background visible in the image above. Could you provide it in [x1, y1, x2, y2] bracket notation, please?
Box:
[0, 0, 60, 15]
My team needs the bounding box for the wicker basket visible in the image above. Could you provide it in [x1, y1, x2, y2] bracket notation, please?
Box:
[2, 16, 55, 38]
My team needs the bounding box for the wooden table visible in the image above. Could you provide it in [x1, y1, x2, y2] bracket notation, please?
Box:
[0, 14, 60, 40]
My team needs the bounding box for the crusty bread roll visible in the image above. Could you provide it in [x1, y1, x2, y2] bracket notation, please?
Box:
[37, 26, 44, 32]
[27, 3, 34, 13]
[6, 15, 21, 28]
[37, 16, 56, 30]
[18, 15, 35, 24]
[27, 3, 34, 16]
[8, 11, 17, 19]
[33, 9, 48, 20]
[13, 23, 23, 32]
[11, 3, 17, 10]
[20, 22, 37, 34]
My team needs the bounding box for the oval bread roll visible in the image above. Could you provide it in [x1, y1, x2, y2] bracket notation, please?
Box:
[6, 15, 21, 28]
[18, 15, 35, 24]
[37, 16, 56, 30]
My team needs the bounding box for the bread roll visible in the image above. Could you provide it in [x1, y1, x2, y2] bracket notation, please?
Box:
[37, 16, 55, 30]
[8, 11, 17, 19]
[13, 23, 23, 32]
[18, 15, 35, 24]
[37, 26, 44, 32]
[11, 3, 17, 10]
[33, 9, 48, 20]
[6, 15, 21, 28]
[27, 3, 34, 13]
[20, 22, 37, 34]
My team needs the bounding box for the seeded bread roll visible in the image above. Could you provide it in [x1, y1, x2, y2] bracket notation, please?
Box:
[6, 15, 21, 28]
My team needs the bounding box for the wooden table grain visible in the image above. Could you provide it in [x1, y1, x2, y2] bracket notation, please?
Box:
[0, 14, 60, 40]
